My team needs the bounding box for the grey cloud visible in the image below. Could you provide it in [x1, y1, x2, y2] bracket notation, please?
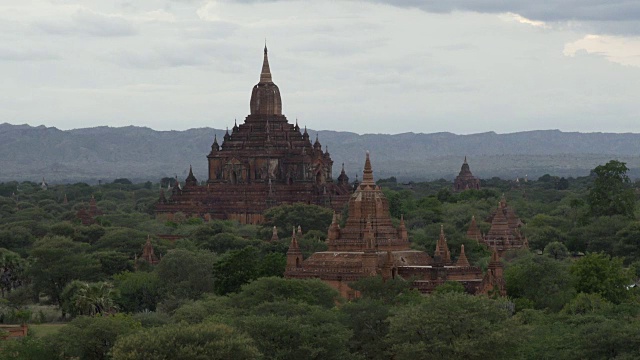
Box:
[0, 48, 58, 61]
[112, 41, 246, 70]
[225, 0, 640, 34]
[33, 9, 137, 37]
[368, 0, 640, 23]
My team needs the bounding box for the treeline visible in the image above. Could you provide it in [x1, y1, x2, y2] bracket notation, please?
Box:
[0, 160, 639, 359]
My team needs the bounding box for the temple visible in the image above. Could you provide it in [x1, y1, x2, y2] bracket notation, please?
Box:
[76, 195, 102, 226]
[285, 152, 505, 298]
[156, 46, 352, 224]
[466, 195, 528, 256]
[453, 156, 480, 192]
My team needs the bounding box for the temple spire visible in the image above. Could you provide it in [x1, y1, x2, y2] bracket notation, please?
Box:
[362, 151, 374, 184]
[260, 43, 272, 83]
[456, 244, 470, 267]
[464, 155, 467, 164]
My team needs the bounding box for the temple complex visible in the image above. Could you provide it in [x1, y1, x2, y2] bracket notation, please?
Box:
[285, 152, 505, 298]
[466, 195, 528, 256]
[453, 156, 481, 192]
[156, 46, 352, 224]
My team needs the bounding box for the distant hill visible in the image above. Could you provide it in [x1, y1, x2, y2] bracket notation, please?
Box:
[2, 123, 639, 183]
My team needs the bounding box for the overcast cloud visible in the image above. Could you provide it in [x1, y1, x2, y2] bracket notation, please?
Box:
[1, 0, 639, 134]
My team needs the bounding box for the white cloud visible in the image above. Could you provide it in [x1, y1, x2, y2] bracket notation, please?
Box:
[0, 47, 58, 61]
[499, 12, 548, 29]
[33, 8, 137, 37]
[564, 35, 640, 67]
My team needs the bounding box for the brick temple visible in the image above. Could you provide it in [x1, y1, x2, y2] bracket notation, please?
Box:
[453, 156, 481, 192]
[285, 152, 505, 298]
[156, 46, 352, 224]
[466, 195, 528, 256]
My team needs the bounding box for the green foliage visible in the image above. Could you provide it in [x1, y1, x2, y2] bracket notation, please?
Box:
[0, 248, 27, 296]
[28, 236, 101, 305]
[433, 281, 466, 294]
[231, 300, 354, 360]
[213, 247, 260, 295]
[171, 295, 231, 324]
[257, 253, 286, 278]
[562, 292, 612, 315]
[156, 249, 216, 300]
[263, 203, 333, 236]
[0, 336, 59, 360]
[230, 277, 341, 309]
[587, 160, 636, 218]
[386, 293, 518, 360]
[60, 281, 116, 317]
[570, 252, 633, 304]
[113, 271, 164, 313]
[350, 276, 421, 305]
[505, 253, 575, 311]
[111, 322, 262, 360]
[196, 232, 258, 254]
[51, 314, 141, 360]
[340, 299, 392, 360]
[543, 241, 569, 260]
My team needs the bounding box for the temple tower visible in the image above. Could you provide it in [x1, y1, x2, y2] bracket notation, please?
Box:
[453, 156, 481, 192]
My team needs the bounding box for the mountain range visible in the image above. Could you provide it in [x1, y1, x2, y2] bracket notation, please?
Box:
[2, 123, 639, 183]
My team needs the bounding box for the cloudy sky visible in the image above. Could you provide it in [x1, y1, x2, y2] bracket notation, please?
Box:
[1, 0, 640, 134]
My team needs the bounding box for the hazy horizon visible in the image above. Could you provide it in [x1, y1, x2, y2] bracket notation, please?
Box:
[5, 122, 640, 137]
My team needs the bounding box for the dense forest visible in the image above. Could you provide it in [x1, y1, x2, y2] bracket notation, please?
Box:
[1, 160, 640, 359]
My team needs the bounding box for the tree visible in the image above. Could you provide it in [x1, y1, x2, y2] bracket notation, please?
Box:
[433, 281, 466, 294]
[587, 160, 636, 218]
[504, 254, 575, 311]
[386, 293, 519, 360]
[0, 248, 27, 297]
[0, 336, 59, 360]
[52, 315, 140, 360]
[263, 203, 333, 236]
[349, 276, 421, 305]
[113, 271, 164, 313]
[156, 249, 216, 300]
[257, 253, 286, 278]
[340, 299, 392, 360]
[213, 247, 260, 295]
[570, 252, 633, 304]
[229, 277, 340, 309]
[232, 300, 354, 360]
[60, 281, 117, 317]
[543, 241, 569, 260]
[111, 322, 262, 360]
[28, 236, 101, 305]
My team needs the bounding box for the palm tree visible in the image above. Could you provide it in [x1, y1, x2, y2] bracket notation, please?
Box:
[74, 282, 117, 316]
